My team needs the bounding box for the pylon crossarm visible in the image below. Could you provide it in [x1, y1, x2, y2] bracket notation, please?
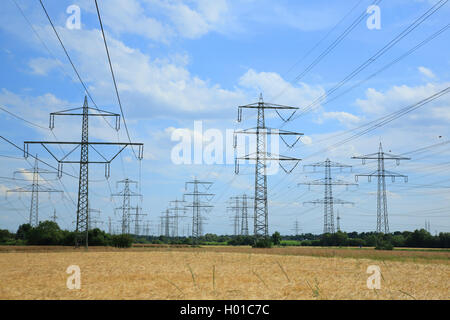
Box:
[24, 142, 143, 162]
[235, 127, 303, 136]
[274, 109, 297, 122]
[280, 135, 302, 149]
[279, 160, 300, 174]
[239, 102, 299, 109]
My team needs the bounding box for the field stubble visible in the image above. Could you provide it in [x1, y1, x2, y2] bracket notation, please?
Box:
[0, 246, 448, 300]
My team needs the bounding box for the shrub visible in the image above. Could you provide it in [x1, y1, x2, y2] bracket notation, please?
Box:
[111, 234, 133, 248]
[375, 240, 393, 250]
[252, 238, 272, 248]
[27, 221, 63, 245]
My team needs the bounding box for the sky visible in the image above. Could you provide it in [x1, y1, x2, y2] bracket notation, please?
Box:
[0, 0, 449, 236]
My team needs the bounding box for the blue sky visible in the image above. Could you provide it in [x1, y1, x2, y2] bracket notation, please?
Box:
[0, 0, 449, 235]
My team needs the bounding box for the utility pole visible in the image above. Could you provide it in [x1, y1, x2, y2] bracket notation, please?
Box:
[227, 194, 253, 236]
[24, 96, 143, 248]
[184, 179, 214, 245]
[51, 209, 58, 224]
[163, 209, 171, 238]
[143, 221, 150, 237]
[227, 196, 241, 236]
[7, 157, 62, 227]
[132, 206, 146, 236]
[352, 143, 410, 234]
[234, 94, 303, 239]
[299, 159, 357, 234]
[169, 199, 187, 238]
[241, 194, 250, 236]
[111, 178, 142, 235]
[88, 205, 101, 230]
[336, 210, 341, 232]
[108, 217, 112, 234]
[292, 219, 301, 236]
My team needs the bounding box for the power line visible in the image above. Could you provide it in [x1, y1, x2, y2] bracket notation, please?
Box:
[286, 0, 448, 120]
[94, 0, 138, 160]
[37, 0, 115, 130]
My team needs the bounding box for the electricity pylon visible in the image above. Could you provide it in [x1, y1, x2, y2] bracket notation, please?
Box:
[299, 158, 357, 234]
[134, 206, 147, 236]
[292, 219, 301, 236]
[352, 143, 410, 234]
[336, 210, 341, 232]
[88, 205, 101, 230]
[227, 194, 253, 236]
[227, 196, 241, 236]
[108, 217, 112, 234]
[51, 209, 57, 223]
[111, 178, 142, 235]
[24, 96, 143, 248]
[184, 179, 214, 245]
[7, 157, 62, 227]
[169, 199, 187, 237]
[161, 209, 171, 238]
[234, 94, 303, 239]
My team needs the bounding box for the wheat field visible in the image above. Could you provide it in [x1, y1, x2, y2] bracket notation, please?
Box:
[0, 247, 448, 300]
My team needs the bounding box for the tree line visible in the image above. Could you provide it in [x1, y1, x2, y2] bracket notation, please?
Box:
[0, 221, 449, 249]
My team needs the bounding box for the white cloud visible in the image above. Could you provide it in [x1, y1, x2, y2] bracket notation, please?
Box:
[356, 82, 450, 116]
[418, 66, 436, 79]
[28, 57, 61, 76]
[322, 111, 361, 126]
[78, 0, 231, 41]
[238, 69, 325, 108]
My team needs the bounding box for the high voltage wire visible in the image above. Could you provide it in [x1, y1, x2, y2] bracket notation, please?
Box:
[305, 86, 450, 159]
[317, 23, 450, 109]
[284, 0, 448, 122]
[272, 0, 382, 101]
[37, 0, 116, 131]
[268, 92, 450, 201]
[280, 0, 365, 79]
[94, 0, 138, 160]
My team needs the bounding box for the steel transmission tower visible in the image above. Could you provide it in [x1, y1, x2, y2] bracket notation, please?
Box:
[88, 205, 101, 230]
[234, 94, 303, 239]
[7, 157, 62, 226]
[160, 209, 171, 238]
[352, 143, 410, 234]
[111, 178, 142, 235]
[132, 206, 147, 236]
[24, 96, 143, 248]
[227, 196, 241, 236]
[336, 210, 341, 232]
[108, 217, 112, 234]
[227, 194, 252, 236]
[292, 219, 301, 236]
[299, 159, 357, 234]
[51, 209, 58, 223]
[169, 199, 187, 237]
[184, 179, 214, 245]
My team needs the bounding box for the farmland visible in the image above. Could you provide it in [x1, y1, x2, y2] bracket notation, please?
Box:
[0, 245, 448, 300]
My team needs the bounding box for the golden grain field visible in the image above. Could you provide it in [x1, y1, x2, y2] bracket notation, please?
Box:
[0, 246, 448, 300]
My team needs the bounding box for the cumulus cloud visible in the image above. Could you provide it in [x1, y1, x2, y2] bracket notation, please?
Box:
[78, 0, 231, 41]
[28, 57, 62, 76]
[322, 111, 361, 126]
[238, 69, 325, 108]
[355, 83, 450, 118]
[418, 66, 436, 79]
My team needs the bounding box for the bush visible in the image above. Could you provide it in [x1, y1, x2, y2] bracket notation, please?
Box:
[252, 238, 272, 248]
[0, 229, 14, 243]
[111, 234, 133, 248]
[16, 224, 32, 240]
[271, 232, 281, 246]
[27, 221, 63, 245]
[375, 240, 393, 250]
